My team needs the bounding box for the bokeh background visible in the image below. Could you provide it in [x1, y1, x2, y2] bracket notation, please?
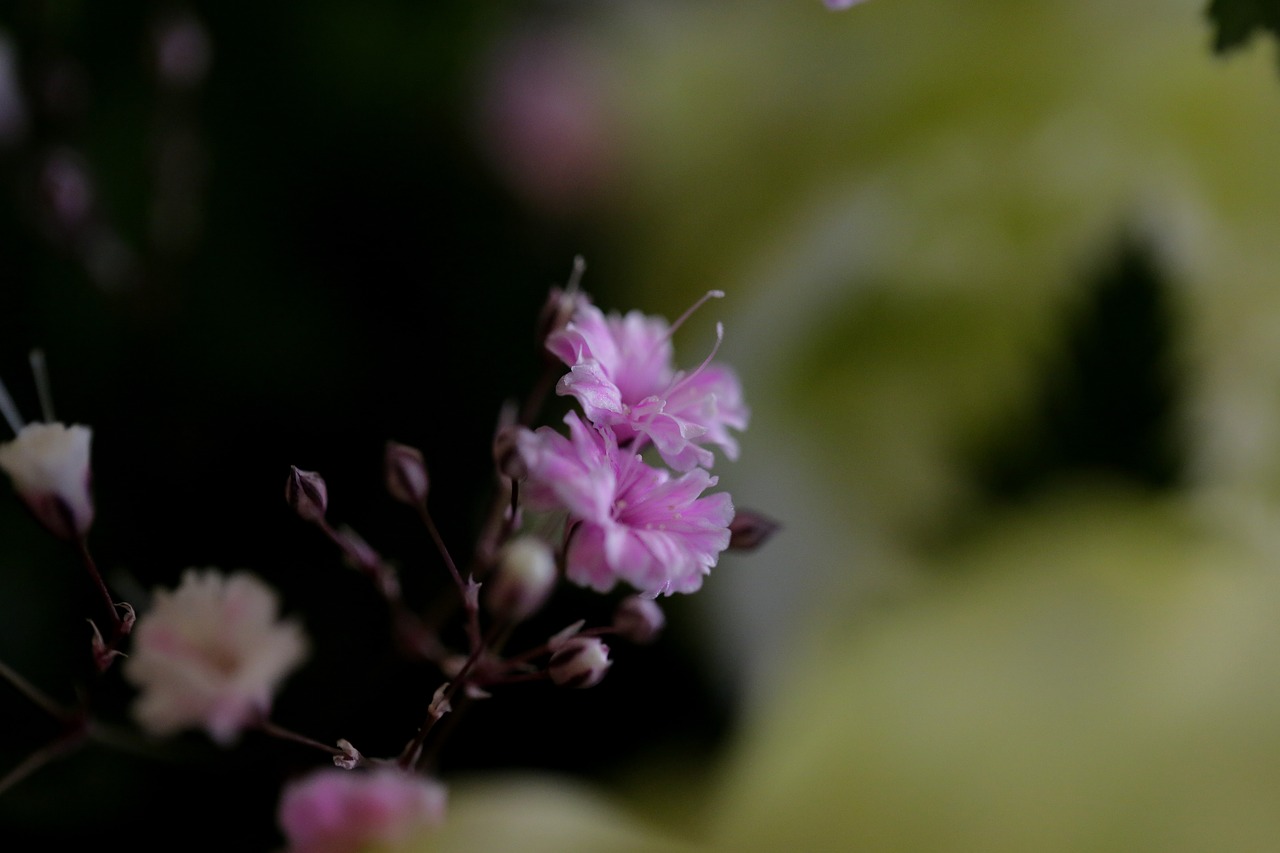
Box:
[6, 0, 1280, 850]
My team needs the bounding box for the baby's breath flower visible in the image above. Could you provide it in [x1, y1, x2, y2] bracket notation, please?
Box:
[0, 421, 93, 539]
[278, 767, 447, 853]
[518, 412, 733, 596]
[124, 569, 308, 744]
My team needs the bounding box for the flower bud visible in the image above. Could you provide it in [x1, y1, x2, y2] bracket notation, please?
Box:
[548, 636, 611, 689]
[612, 596, 665, 645]
[285, 466, 327, 523]
[486, 536, 557, 622]
[333, 739, 363, 770]
[492, 423, 527, 480]
[727, 508, 780, 552]
[384, 441, 429, 506]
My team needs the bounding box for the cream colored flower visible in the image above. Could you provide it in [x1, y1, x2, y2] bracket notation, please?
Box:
[0, 421, 93, 539]
[124, 569, 308, 744]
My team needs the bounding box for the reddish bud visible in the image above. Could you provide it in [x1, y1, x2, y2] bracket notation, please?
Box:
[727, 509, 780, 552]
[285, 466, 328, 523]
[612, 596, 665, 645]
[492, 423, 527, 480]
[384, 442, 429, 506]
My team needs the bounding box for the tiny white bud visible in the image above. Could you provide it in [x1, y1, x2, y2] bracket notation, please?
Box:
[548, 637, 611, 689]
[485, 536, 557, 622]
[333, 738, 363, 770]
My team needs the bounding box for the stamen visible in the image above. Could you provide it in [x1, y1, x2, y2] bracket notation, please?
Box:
[29, 349, 55, 423]
[566, 255, 586, 294]
[0, 374, 23, 435]
[668, 322, 724, 393]
[665, 290, 724, 342]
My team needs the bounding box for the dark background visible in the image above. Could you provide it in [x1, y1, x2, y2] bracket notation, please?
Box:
[0, 2, 726, 848]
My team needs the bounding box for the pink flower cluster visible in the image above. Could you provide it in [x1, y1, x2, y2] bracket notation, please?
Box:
[278, 767, 447, 853]
[517, 294, 746, 596]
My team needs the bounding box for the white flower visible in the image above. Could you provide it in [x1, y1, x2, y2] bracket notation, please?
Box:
[124, 569, 308, 744]
[0, 421, 93, 539]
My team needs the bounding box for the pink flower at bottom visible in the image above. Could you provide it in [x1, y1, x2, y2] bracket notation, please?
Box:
[278, 768, 447, 853]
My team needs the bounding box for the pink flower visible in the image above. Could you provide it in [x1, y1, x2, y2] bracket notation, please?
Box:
[278, 767, 447, 853]
[518, 413, 733, 596]
[124, 569, 308, 744]
[546, 297, 748, 472]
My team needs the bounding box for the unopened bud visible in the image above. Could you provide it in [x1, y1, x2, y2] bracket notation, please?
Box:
[492, 423, 527, 480]
[548, 637, 611, 689]
[88, 618, 123, 672]
[285, 466, 327, 523]
[486, 536, 557, 622]
[727, 509, 780, 552]
[428, 683, 452, 721]
[385, 441, 428, 506]
[535, 256, 586, 355]
[117, 601, 136, 636]
[612, 596, 664, 645]
[333, 738, 363, 770]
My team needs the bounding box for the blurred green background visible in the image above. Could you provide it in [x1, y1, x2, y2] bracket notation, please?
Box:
[6, 0, 1280, 850]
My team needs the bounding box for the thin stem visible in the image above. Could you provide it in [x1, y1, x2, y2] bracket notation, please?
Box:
[75, 536, 123, 635]
[0, 659, 73, 721]
[0, 727, 87, 796]
[257, 719, 344, 758]
[416, 503, 481, 653]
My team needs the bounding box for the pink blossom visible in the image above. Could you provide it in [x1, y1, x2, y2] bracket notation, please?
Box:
[546, 298, 748, 472]
[517, 413, 733, 596]
[123, 569, 308, 744]
[278, 767, 447, 853]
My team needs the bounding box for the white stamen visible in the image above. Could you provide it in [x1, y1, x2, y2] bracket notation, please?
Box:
[29, 349, 55, 423]
[0, 374, 23, 435]
[665, 322, 725, 395]
[664, 290, 724, 343]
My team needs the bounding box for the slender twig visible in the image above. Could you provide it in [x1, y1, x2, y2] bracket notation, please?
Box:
[0, 728, 87, 796]
[257, 719, 344, 758]
[74, 536, 123, 635]
[0, 660, 73, 721]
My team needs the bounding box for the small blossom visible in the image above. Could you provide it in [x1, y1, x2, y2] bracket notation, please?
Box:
[123, 569, 308, 744]
[0, 421, 94, 539]
[613, 596, 665, 645]
[485, 535, 557, 622]
[518, 413, 733, 595]
[824, 0, 868, 8]
[548, 636, 611, 689]
[546, 296, 748, 471]
[278, 767, 447, 853]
